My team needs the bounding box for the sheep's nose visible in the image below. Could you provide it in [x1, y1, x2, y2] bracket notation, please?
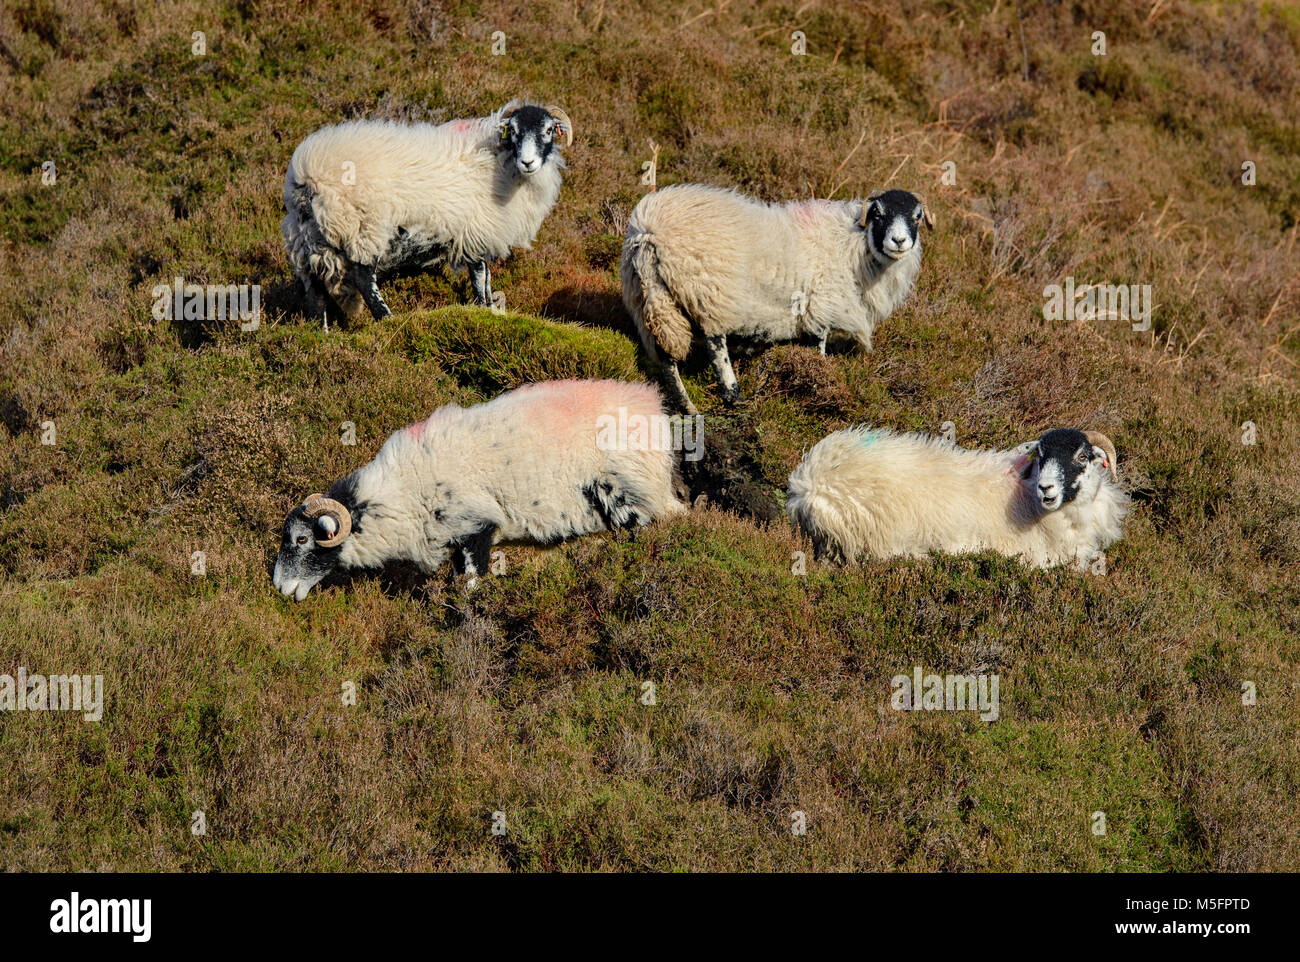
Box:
[890, 233, 910, 247]
[1039, 483, 1058, 498]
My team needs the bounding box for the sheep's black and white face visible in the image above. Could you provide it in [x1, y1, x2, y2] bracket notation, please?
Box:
[500, 105, 566, 177]
[273, 505, 346, 602]
[1024, 428, 1110, 512]
[862, 189, 926, 262]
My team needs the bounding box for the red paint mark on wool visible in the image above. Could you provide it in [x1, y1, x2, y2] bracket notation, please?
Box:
[516, 380, 665, 432]
[1008, 455, 1032, 485]
[789, 200, 832, 228]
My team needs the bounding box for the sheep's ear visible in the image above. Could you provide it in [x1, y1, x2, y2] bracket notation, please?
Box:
[1011, 441, 1039, 480]
[497, 102, 521, 144]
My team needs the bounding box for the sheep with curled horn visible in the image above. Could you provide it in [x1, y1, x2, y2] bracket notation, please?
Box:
[787, 426, 1129, 569]
[620, 183, 932, 413]
[272, 379, 687, 602]
[282, 101, 574, 326]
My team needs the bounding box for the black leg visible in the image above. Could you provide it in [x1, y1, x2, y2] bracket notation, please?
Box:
[299, 273, 329, 326]
[811, 534, 827, 563]
[457, 523, 497, 580]
[350, 262, 392, 320]
[661, 359, 697, 415]
[471, 260, 493, 307]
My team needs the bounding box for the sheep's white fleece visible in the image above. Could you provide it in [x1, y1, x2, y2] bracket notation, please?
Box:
[786, 427, 1129, 568]
[621, 184, 922, 360]
[334, 379, 685, 574]
[282, 108, 563, 295]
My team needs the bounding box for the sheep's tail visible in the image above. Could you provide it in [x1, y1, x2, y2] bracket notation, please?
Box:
[620, 232, 694, 362]
[786, 455, 858, 564]
[281, 169, 364, 317]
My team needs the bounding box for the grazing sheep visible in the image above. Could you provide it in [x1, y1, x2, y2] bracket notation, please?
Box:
[786, 427, 1128, 569]
[282, 101, 573, 326]
[272, 379, 686, 601]
[621, 184, 931, 412]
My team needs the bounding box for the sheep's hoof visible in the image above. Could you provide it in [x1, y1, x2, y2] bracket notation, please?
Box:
[665, 387, 697, 416]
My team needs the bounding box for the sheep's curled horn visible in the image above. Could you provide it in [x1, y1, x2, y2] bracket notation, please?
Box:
[1085, 431, 1119, 482]
[545, 105, 573, 147]
[302, 494, 352, 547]
[497, 103, 574, 148]
[860, 189, 884, 227]
[859, 190, 935, 230]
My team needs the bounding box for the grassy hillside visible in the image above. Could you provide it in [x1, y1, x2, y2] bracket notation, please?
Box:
[1, 0, 1298, 870]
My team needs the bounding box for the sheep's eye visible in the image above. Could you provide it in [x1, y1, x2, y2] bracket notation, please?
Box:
[295, 535, 308, 546]
[1076, 451, 1089, 464]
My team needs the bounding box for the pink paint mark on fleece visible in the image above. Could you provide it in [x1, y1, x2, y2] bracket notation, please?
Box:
[789, 199, 834, 230]
[514, 380, 665, 434]
[401, 404, 462, 447]
[1007, 454, 1034, 488]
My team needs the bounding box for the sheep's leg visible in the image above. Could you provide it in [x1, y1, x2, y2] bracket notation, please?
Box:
[456, 522, 497, 591]
[810, 534, 829, 563]
[471, 260, 493, 307]
[350, 262, 392, 320]
[705, 335, 741, 405]
[660, 359, 698, 415]
[299, 273, 330, 331]
[818, 333, 828, 356]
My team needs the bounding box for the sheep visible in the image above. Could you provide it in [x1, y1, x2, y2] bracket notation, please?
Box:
[786, 427, 1129, 569]
[272, 379, 687, 601]
[620, 184, 932, 413]
[281, 101, 573, 326]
